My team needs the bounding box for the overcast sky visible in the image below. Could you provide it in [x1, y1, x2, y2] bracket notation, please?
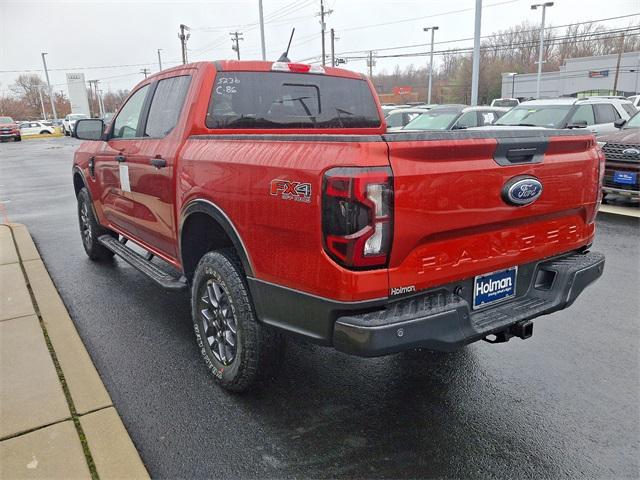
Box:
[1, 0, 638, 95]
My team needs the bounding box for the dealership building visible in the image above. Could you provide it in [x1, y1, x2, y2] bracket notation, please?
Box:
[501, 51, 640, 99]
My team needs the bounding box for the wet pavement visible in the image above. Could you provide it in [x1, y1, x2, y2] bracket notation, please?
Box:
[1, 137, 638, 479]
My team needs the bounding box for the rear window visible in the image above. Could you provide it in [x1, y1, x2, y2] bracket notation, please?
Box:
[206, 72, 380, 129]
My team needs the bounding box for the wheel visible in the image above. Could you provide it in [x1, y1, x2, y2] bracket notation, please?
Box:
[14, 136, 21, 142]
[64, 128, 69, 136]
[40, 130, 51, 135]
[191, 250, 283, 392]
[77, 188, 115, 260]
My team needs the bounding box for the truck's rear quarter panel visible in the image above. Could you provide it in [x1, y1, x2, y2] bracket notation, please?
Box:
[386, 131, 600, 293]
[179, 136, 390, 301]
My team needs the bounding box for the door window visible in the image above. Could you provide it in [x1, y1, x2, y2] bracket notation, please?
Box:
[112, 85, 150, 139]
[385, 113, 404, 128]
[593, 104, 620, 124]
[144, 76, 191, 138]
[454, 111, 478, 129]
[479, 111, 497, 126]
[569, 105, 595, 125]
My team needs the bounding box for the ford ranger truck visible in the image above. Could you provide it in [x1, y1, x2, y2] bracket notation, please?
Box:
[72, 61, 605, 392]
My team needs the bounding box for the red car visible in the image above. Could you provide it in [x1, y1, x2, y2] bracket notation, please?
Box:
[0, 116, 21, 142]
[72, 60, 605, 391]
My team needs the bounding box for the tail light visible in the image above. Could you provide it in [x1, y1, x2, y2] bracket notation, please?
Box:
[322, 167, 393, 269]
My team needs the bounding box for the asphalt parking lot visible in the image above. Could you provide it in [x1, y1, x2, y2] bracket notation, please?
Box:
[1, 137, 638, 479]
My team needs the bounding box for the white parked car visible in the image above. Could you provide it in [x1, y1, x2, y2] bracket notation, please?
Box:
[493, 96, 637, 137]
[491, 97, 520, 107]
[63, 113, 88, 136]
[385, 107, 433, 130]
[19, 121, 55, 135]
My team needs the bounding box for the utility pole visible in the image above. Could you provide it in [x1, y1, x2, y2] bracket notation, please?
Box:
[424, 26, 438, 104]
[367, 51, 376, 78]
[140, 68, 150, 79]
[470, 0, 482, 106]
[230, 31, 244, 60]
[318, 0, 333, 66]
[258, 0, 266, 60]
[179, 24, 191, 64]
[612, 31, 626, 95]
[532, 2, 554, 99]
[37, 86, 47, 120]
[40, 53, 58, 121]
[98, 89, 106, 117]
[88, 80, 98, 117]
[157, 49, 163, 71]
[94, 80, 104, 117]
[330, 28, 336, 67]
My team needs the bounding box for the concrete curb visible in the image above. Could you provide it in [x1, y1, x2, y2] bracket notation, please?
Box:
[598, 204, 640, 218]
[0, 223, 149, 479]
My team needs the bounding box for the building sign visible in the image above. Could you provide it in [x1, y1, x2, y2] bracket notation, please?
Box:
[66, 73, 91, 116]
[588, 70, 609, 78]
[392, 86, 413, 95]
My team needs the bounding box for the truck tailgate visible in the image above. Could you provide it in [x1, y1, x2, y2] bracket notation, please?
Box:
[384, 130, 601, 293]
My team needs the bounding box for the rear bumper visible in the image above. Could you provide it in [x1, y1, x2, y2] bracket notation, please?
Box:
[333, 250, 605, 356]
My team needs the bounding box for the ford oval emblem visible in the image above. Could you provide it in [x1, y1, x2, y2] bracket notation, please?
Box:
[622, 148, 640, 156]
[502, 176, 543, 206]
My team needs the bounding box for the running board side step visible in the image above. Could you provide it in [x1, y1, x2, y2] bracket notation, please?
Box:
[98, 235, 187, 291]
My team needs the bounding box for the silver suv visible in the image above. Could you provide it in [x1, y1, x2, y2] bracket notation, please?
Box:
[494, 96, 637, 136]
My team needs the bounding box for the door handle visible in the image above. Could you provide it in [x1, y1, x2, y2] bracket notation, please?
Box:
[115, 155, 126, 163]
[150, 158, 167, 169]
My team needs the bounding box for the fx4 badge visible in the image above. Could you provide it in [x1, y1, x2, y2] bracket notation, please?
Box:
[270, 179, 312, 203]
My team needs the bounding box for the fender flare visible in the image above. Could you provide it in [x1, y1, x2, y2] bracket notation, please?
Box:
[179, 199, 254, 277]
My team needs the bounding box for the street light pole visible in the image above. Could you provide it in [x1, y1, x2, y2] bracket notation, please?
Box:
[505, 72, 518, 97]
[532, 2, 553, 99]
[470, 0, 482, 106]
[37, 86, 47, 120]
[258, 0, 267, 61]
[40, 52, 58, 121]
[157, 49, 163, 71]
[424, 26, 439, 104]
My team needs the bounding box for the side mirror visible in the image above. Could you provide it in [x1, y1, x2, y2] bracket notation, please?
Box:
[614, 118, 626, 129]
[74, 119, 104, 140]
[566, 120, 588, 129]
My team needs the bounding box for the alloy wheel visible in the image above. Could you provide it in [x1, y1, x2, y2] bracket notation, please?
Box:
[200, 279, 237, 365]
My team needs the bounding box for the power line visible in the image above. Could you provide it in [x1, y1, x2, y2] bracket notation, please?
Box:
[315, 27, 640, 63]
[325, 13, 640, 57]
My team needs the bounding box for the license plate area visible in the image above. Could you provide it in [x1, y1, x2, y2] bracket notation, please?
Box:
[613, 171, 637, 185]
[473, 267, 517, 310]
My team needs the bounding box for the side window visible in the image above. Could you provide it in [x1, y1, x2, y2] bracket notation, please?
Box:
[621, 103, 637, 116]
[455, 111, 478, 129]
[144, 76, 191, 138]
[570, 105, 595, 125]
[594, 104, 619, 124]
[406, 113, 420, 124]
[385, 113, 403, 128]
[112, 85, 150, 139]
[479, 111, 497, 126]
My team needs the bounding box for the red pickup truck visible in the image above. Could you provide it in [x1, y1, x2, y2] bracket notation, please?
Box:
[72, 60, 605, 391]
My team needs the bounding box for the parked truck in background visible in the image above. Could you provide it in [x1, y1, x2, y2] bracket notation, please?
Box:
[72, 60, 605, 392]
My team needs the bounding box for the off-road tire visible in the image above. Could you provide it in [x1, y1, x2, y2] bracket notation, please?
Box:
[77, 187, 116, 261]
[191, 250, 283, 392]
